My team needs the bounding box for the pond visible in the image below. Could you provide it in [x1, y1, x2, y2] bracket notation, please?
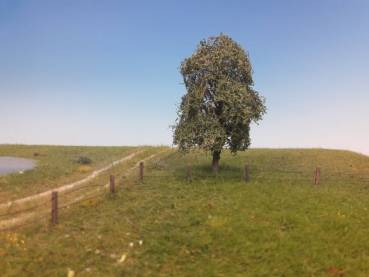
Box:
[0, 157, 36, 175]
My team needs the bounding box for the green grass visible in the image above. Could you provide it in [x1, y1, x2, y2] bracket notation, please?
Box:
[1, 148, 369, 276]
[0, 144, 139, 201]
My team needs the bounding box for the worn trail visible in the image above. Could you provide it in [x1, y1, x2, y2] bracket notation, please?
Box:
[0, 149, 170, 230]
[0, 151, 143, 210]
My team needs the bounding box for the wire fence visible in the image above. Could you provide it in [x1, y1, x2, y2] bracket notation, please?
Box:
[0, 161, 369, 232]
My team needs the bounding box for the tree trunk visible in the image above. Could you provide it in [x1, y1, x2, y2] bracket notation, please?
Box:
[212, 151, 221, 173]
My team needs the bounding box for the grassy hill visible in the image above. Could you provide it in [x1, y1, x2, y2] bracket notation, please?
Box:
[0, 145, 163, 202]
[1, 148, 369, 276]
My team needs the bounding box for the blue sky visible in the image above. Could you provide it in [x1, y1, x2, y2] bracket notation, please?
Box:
[1, 0, 368, 154]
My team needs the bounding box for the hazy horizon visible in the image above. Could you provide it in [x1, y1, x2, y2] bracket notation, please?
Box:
[1, 1, 368, 155]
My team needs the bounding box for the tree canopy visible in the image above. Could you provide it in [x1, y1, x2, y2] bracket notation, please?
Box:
[173, 34, 266, 171]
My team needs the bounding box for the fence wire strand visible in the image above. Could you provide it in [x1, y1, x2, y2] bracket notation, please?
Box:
[0, 200, 50, 218]
[1, 163, 369, 232]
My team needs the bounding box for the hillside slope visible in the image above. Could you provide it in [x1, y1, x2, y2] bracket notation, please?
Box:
[1, 148, 369, 276]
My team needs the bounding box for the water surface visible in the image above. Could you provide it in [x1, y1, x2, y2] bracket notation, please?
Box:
[0, 157, 36, 175]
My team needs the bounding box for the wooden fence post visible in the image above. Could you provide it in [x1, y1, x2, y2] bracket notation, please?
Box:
[139, 162, 144, 182]
[187, 164, 192, 182]
[110, 175, 115, 194]
[314, 167, 321, 185]
[51, 191, 58, 225]
[243, 164, 250, 182]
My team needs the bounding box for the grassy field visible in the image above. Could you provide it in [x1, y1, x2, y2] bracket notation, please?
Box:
[0, 145, 141, 201]
[1, 148, 369, 276]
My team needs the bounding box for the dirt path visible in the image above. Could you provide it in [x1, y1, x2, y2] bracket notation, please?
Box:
[0, 149, 171, 230]
[0, 150, 142, 210]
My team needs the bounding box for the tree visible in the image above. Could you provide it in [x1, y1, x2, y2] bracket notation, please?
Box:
[173, 34, 266, 172]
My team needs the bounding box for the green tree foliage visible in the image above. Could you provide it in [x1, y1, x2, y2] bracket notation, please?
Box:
[173, 34, 266, 172]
